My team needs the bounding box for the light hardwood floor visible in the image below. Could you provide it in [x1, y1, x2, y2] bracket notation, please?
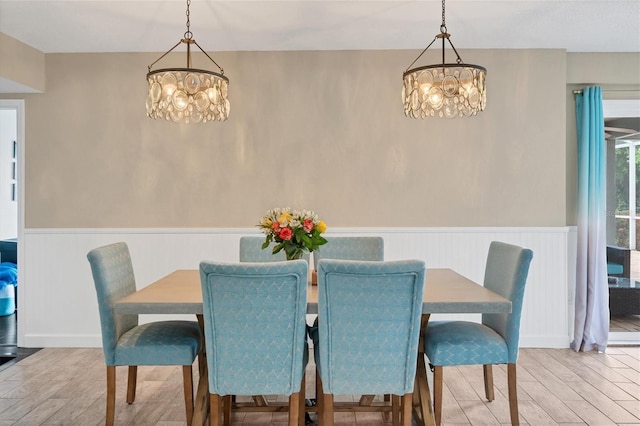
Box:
[611, 316, 640, 333]
[0, 347, 638, 425]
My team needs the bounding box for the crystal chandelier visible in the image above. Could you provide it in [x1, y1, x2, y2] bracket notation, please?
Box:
[402, 0, 486, 119]
[146, 0, 229, 123]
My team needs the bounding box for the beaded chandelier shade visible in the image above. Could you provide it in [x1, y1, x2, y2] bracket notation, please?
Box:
[146, 0, 229, 123]
[402, 0, 486, 119]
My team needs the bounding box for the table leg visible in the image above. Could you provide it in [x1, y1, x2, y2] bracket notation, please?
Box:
[253, 395, 268, 406]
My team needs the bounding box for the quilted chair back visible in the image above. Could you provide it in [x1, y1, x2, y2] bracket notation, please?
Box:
[481, 241, 534, 363]
[312, 236, 384, 270]
[87, 242, 138, 365]
[239, 236, 310, 262]
[200, 259, 309, 396]
[316, 259, 425, 395]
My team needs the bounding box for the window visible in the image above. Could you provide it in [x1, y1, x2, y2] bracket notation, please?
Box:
[614, 139, 640, 248]
[604, 98, 640, 249]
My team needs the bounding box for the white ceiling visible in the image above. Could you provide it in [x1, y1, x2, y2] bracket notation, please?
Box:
[0, 0, 639, 54]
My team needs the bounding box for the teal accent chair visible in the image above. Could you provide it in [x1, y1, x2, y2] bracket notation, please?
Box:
[239, 236, 309, 263]
[423, 241, 533, 426]
[312, 259, 426, 426]
[87, 242, 203, 426]
[310, 236, 385, 404]
[199, 260, 309, 426]
[312, 236, 384, 269]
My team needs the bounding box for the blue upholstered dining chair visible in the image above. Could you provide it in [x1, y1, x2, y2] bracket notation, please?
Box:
[87, 242, 203, 426]
[312, 259, 426, 426]
[310, 236, 385, 405]
[199, 260, 309, 426]
[239, 236, 310, 263]
[423, 241, 533, 426]
[312, 236, 384, 270]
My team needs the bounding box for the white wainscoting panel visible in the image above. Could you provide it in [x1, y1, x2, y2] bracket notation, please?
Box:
[18, 227, 575, 348]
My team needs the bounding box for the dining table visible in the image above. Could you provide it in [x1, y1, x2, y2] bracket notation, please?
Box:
[114, 268, 511, 426]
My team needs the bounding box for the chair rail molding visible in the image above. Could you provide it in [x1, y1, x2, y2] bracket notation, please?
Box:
[20, 226, 576, 348]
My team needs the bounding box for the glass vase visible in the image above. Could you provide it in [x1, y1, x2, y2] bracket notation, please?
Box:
[286, 250, 304, 261]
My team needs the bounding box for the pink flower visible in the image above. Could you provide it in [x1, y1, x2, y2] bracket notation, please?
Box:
[303, 219, 314, 232]
[271, 222, 280, 233]
[279, 227, 293, 241]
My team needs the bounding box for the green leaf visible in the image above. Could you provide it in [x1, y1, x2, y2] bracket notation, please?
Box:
[300, 233, 312, 248]
[261, 235, 272, 249]
[272, 242, 284, 254]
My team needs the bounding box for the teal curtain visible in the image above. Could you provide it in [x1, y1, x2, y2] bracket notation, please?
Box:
[573, 86, 609, 352]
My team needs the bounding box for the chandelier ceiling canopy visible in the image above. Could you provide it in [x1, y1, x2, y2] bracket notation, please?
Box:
[402, 0, 486, 119]
[146, 0, 230, 124]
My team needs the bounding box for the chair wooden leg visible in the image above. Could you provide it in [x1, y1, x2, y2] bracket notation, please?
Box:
[317, 375, 333, 426]
[391, 394, 400, 426]
[433, 366, 443, 426]
[126, 365, 137, 404]
[210, 394, 221, 426]
[223, 395, 232, 426]
[483, 364, 495, 401]
[298, 374, 306, 426]
[317, 374, 324, 426]
[289, 391, 300, 426]
[322, 393, 334, 426]
[507, 363, 520, 426]
[196, 315, 207, 378]
[106, 366, 116, 426]
[415, 354, 435, 426]
[401, 394, 412, 426]
[182, 366, 194, 426]
[315, 369, 321, 410]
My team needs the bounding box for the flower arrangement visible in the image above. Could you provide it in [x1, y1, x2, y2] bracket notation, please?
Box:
[258, 208, 328, 260]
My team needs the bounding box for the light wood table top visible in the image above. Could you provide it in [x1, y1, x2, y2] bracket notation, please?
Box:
[114, 268, 511, 315]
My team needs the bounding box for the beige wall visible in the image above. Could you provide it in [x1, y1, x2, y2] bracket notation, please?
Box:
[0, 33, 45, 92]
[11, 48, 571, 228]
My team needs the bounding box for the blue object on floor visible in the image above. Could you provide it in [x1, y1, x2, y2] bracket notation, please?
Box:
[0, 283, 15, 316]
[0, 262, 17, 285]
[0, 263, 17, 316]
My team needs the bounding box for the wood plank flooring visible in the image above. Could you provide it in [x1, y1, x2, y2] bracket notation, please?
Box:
[0, 347, 638, 425]
[611, 316, 640, 333]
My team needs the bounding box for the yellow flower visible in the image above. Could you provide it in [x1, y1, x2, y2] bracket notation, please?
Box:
[278, 211, 292, 226]
[316, 220, 327, 233]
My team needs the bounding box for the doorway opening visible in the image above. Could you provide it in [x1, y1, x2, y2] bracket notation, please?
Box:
[0, 99, 23, 365]
[605, 98, 640, 345]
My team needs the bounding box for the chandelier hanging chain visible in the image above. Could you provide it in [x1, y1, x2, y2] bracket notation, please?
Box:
[184, 0, 192, 40]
